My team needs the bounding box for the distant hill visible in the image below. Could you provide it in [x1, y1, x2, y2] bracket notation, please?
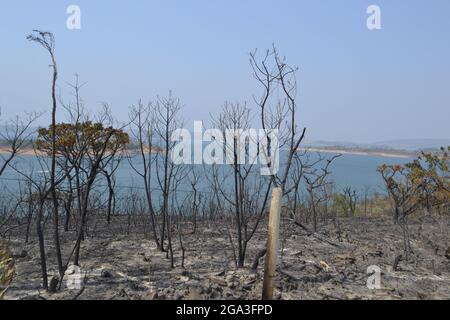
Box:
[370, 139, 450, 152]
[302, 138, 450, 156]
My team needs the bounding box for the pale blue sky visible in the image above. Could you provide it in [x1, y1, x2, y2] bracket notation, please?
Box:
[0, 0, 449, 142]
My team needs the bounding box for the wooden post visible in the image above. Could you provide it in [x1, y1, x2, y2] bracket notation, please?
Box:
[262, 187, 282, 300]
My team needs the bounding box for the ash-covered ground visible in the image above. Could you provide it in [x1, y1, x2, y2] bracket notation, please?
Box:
[3, 216, 450, 300]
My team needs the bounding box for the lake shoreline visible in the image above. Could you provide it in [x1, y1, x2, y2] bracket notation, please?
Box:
[299, 147, 414, 158]
[0, 146, 160, 156]
[1, 146, 414, 159]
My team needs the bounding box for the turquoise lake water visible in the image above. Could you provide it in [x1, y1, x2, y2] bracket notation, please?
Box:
[0, 153, 413, 198]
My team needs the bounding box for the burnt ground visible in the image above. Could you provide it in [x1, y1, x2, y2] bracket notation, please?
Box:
[2, 215, 450, 300]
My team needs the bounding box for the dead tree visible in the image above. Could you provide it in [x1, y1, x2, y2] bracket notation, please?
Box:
[102, 153, 122, 225]
[304, 154, 341, 232]
[342, 187, 359, 217]
[189, 169, 201, 234]
[27, 30, 64, 281]
[128, 101, 161, 249]
[378, 164, 421, 260]
[71, 117, 129, 266]
[378, 165, 420, 224]
[250, 46, 343, 299]
[250, 46, 307, 194]
[167, 166, 189, 268]
[154, 93, 184, 253]
[35, 106, 129, 267]
[209, 102, 272, 268]
[0, 111, 41, 177]
[58, 75, 87, 232]
[23, 179, 35, 243]
[363, 185, 371, 217]
[175, 194, 189, 269]
[0, 110, 41, 239]
[11, 149, 70, 290]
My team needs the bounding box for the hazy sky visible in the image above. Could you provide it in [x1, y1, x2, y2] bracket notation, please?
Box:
[0, 0, 449, 143]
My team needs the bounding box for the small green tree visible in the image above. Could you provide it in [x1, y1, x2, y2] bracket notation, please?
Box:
[405, 147, 449, 214]
[378, 147, 450, 260]
[36, 121, 129, 267]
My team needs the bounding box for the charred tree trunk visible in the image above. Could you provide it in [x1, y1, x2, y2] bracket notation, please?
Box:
[36, 202, 48, 290]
